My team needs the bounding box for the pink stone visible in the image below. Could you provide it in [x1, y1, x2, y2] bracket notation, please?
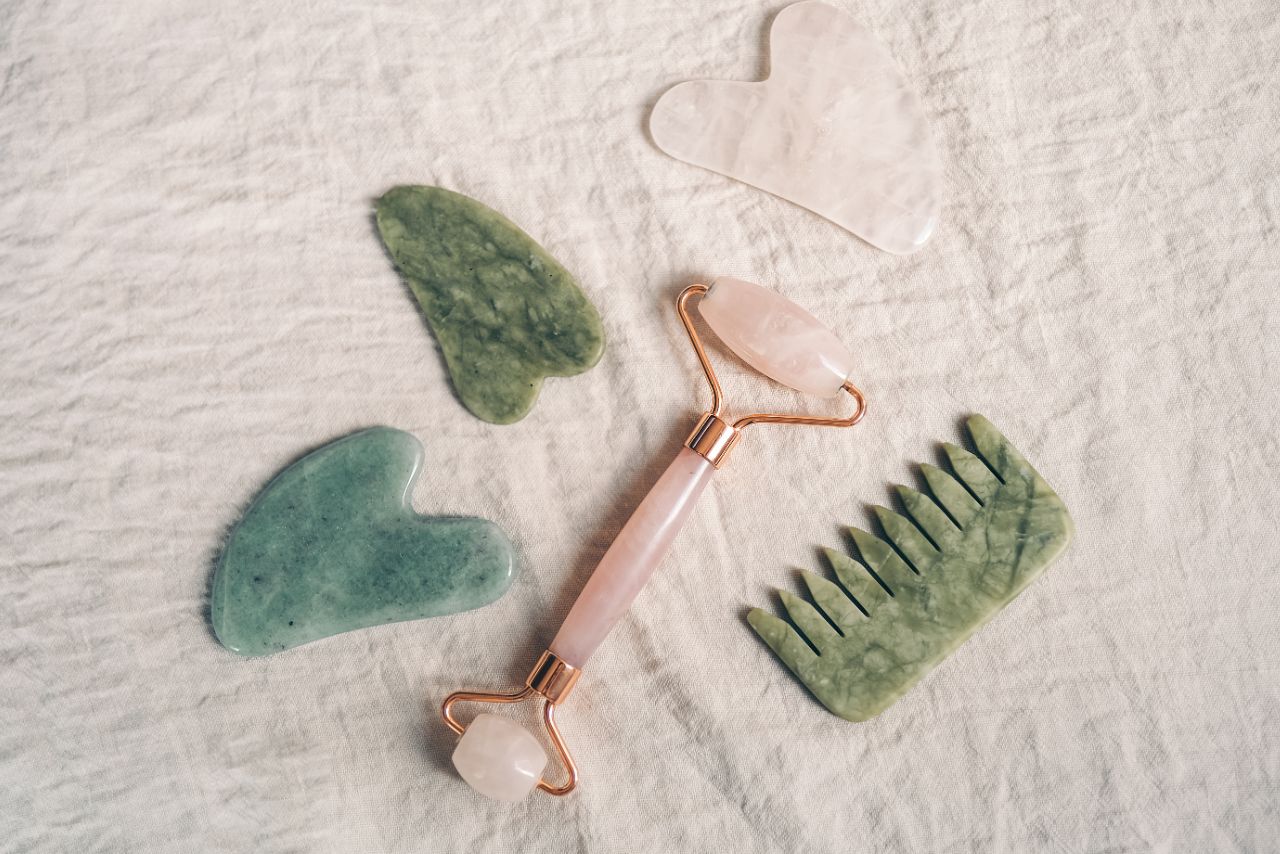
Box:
[550, 448, 714, 667]
[452, 713, 548, 802]
[649, 1, 942, 255]
[700, 277, 854, 398]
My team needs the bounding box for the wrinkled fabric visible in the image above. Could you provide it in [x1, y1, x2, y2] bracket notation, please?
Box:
[0, 0, 1277, 851]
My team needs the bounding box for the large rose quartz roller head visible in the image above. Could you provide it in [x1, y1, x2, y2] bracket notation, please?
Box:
[441, 278, 866, 800]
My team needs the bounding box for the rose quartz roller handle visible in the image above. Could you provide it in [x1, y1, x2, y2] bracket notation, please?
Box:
[549, 447, 714, 668]
[443, 278, 867, 803]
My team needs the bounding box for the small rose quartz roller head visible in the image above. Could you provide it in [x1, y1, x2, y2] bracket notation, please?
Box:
[441, 278, 866, 801]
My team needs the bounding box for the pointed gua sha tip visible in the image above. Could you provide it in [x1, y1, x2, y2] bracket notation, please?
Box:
[211, 427, 516, 656]
[649, 0, 943, 254]
[375, 186, 605, 425]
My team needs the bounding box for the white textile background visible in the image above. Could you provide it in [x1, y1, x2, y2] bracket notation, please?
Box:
[1, 0, 1277, 851]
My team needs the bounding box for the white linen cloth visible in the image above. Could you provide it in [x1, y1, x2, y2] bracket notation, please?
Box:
[1, 0, 1276, 850]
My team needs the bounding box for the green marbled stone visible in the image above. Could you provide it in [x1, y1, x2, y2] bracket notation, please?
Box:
[212, 427, 515, 656]
[749, 415, 1073, 721]
[375, 186, 605, 425]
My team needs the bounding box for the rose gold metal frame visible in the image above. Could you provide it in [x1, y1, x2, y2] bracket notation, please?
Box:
[441, 650, 580, 796]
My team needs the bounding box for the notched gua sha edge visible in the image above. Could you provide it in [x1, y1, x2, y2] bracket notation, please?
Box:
[649, 0, 942, 255]
[211, 427, 516, 656]
[375, 186, 605, 425]
[748, 415, 1073, 722]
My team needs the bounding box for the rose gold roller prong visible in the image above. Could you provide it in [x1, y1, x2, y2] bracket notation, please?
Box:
[441, 651, 580, 798]
[676, 283, 866, 468]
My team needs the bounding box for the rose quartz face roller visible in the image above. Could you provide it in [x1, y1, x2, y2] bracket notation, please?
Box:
[441, 278, 867, 801]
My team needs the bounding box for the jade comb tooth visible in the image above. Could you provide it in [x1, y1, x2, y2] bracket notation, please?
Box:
[748, 415, 1073, 722]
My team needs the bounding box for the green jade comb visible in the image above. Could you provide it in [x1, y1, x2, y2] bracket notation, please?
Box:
[749, 415, 1073, 721]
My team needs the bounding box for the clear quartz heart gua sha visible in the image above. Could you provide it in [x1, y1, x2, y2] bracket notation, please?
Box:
[441, 277, 868, 801]
[650, 1, 943, 254]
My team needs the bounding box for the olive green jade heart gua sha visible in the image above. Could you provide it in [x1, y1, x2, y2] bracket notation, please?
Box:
[212, 427, 515, 656]
[375, 186, 605, 424]
[749, 415, 1073, 721]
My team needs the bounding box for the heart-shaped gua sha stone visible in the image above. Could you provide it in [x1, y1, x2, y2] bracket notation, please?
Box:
[376, 186, 605, 424]
[212, 427, 515, 656]
[649, 1, 942, 254]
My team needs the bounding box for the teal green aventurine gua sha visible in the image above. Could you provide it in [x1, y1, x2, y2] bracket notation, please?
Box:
[375, 186, 605, 425]
[212, 427, 515, 656]
[749, 415, 1073, 721]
